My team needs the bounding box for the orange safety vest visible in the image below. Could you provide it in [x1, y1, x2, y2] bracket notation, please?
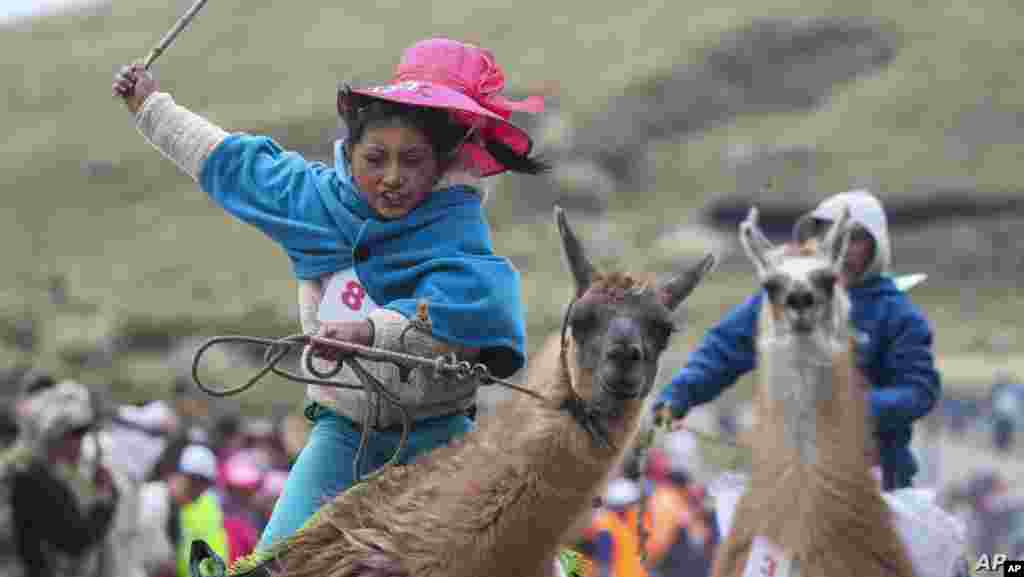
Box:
[645, 486, 686, 564]
[647, 484, 715, 562]
[585, 507, 653, 577]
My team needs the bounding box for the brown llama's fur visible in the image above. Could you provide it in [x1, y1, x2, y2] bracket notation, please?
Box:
[273, 272, 669, 577]
[712, 209, 917, 577]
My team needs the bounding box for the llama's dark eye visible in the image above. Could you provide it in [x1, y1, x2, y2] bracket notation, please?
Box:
[569, 305, 598, 335]
[811, 270, 837, 293]
[762, 276, 786, 300]
[649, 320, 676, 349]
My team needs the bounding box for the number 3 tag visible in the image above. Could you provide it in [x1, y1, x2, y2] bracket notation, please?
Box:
[317, 267, 379, 323]
[743, 536, 794, 577]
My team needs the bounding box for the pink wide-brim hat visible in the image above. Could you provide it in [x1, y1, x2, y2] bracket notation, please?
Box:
[339, 37, 544, 177]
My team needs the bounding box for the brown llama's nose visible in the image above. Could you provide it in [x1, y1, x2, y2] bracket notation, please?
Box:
[607, 342, 645, 364]
[785, 290, 815, 311]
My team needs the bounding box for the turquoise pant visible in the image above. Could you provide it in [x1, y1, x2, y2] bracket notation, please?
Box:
[257, 405, 472, 550]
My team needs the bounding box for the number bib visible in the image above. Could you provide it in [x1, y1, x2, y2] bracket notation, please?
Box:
[743, 536, 795, 577]
[317, 267, 379, 323]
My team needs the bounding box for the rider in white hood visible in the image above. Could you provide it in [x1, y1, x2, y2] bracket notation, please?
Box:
[794, 188, 891, 283]
[657, 189, 941, 490]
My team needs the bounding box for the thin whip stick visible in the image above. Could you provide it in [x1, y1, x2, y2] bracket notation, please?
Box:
[143, 0, 211, 69]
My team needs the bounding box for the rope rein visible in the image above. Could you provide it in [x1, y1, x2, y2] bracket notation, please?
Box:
[189, 296, 639, 482]
[191, 331, 546, 484]
[557, 299, 618, 451]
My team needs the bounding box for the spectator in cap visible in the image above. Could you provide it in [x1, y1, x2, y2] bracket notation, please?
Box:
[219, 451, 263, 563]
[645, 431, 718, 577]
[2, 378, 119, 577]
[584, 478, 652, 577]
[138, 444, 228, 577]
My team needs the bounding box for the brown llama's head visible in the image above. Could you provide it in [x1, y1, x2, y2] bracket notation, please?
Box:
[555, 206, 715, 425]
[740, 204, 854, 342]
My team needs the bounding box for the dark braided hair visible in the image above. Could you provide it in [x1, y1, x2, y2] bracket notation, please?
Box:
[481, 136, 550, 175]
[338, 86, 550, 175]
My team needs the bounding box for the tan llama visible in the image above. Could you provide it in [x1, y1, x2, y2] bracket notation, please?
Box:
[709, 206, 965, 577]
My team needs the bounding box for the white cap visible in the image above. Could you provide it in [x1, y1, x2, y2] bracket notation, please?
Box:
[119, 401, 178, 432]
[178, 444, 218, 481]
[662, 429, 698, 465]
[604, 478, 642, 508]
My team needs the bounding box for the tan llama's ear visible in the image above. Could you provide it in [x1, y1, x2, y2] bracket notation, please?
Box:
[739, 206, 775, 278]
[823, 204, 853, 273]
[657, 252, 716, 311]
[554, 205, 596, 298]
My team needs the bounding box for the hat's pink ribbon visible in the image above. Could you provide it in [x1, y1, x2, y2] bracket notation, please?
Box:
[482, 92, 545, 116]
[474, 48, 544, 116]
[395, 50, 545, 119]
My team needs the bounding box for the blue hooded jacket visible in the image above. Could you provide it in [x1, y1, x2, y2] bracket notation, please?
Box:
[197, 135, 527, 377]
[655, 191, 941, 486]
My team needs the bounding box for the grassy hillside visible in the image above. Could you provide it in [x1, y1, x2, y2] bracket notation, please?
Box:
[2, 0, 1022, 407]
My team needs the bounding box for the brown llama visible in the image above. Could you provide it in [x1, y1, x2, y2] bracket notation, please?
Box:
[227, 206, 714, 577]
[710, 206, 918, 577]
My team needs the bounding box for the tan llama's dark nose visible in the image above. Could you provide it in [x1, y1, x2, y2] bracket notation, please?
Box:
[786, 290, 815, 311]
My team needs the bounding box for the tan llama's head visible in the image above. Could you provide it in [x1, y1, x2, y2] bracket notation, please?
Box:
[740, 204, 854, 343]
[555, 206, 715, 424]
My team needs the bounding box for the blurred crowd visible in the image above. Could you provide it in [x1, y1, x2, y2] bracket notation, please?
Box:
[0, 369, 306, 577]
[570, 429, 718, 577]
[568, 391, 1024, 577]
[2, 367, 1023, 577]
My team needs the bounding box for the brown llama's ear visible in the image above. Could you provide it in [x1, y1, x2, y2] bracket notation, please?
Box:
[739, 206, 775, 278]
[657, 253, 716, 311]
[554, 205, 596, 298]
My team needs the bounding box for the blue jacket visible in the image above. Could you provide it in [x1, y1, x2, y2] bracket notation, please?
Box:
[655, 275, 941, 484]
[197, 135, 527, 377]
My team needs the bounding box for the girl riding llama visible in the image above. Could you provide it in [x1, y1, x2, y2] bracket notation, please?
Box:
[113, 37, 550, 552]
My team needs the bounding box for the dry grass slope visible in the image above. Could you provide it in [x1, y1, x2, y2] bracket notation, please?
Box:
[2, 0, 1021, 403]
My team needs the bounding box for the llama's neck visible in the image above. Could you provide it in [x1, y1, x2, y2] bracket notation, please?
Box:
[505, 335, 641, 517]
[758, 337, 831, 467]
[438, 334, 643, 575]
[755, 303, 863, 471]
[473, 410, 638, 574]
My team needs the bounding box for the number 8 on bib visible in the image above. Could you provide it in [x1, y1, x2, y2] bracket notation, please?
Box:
[318, 268, 379, 323]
